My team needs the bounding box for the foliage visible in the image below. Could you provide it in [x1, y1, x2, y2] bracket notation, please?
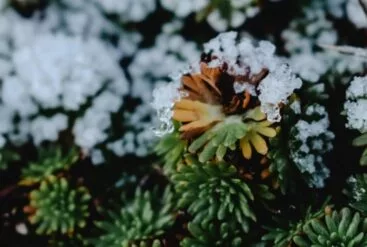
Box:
[94, 187, 175, 247]
[172, 159, 273, 233]
[21, 146, 79, 185]
[189, 107, 276, 163]
[0, 149, 20, 170]
[262, 200, 330, 247]
[188, 116, 247, 162]
[294, 208, 367, 246]
[27, 176, 91, 235]
[267, 128, 295, 193]
[344, 174, 367, 214]
[180, 221, 245, 247]
[352, 133, 367, 166]
[155, 127, 186, 174]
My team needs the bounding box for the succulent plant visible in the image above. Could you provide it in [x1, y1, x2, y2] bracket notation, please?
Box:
[94, 187, 175, 247]
[21, 146, 78, 185]
[26, 176, 91, 235]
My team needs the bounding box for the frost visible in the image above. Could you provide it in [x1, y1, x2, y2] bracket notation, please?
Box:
[258, 64, 302, 122]
[290, 104, 334, 188]
[151, 81, 182, 136]
[345, 76, 367, 133]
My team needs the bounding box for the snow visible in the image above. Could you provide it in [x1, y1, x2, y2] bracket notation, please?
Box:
[345, 76, 367, 133]
[205, 32, 302, 122]
[160, 0, 259, 31]
[291, 104, 334, 188]
[0, 3, 131, 157]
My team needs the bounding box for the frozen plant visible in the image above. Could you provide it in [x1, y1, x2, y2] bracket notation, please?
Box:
[344, 76, 367, 133]
[153, 31, 302, 136]
[290, 104, 335, 188]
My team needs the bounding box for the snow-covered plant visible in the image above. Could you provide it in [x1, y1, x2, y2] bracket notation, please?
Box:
[289, 104, 334, 188]
[282, 0, 366, 85]
[153, 32, 302, 161]
[345, 174, 367, 214]
[268, 101, 334, 191]
[344, 76, 367, 165]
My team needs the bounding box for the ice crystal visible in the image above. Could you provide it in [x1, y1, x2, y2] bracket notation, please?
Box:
[290, 104, 334, 188]
[345, 76, 367, 133]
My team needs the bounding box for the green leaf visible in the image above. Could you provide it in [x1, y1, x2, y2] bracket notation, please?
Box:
[188, 116, 248, 162]
[353, 133, 367, 147]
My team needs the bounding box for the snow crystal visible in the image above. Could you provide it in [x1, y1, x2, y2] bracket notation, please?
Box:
[290, 104, 334, 188]
[258, 64, 302, 122]
[345, 76, 367, 133]
[151, 81, 182, 136]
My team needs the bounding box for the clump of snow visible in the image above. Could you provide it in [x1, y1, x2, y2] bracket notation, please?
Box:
[15, 32, 127, 148]
[344, 76, 367, 133]
[347, 0, 367, 29]
[0, 4, 130, 157]
[151, 81, 182, 137]
[326, 0, 346, 18]
[258, 64, 302, 122]
[31, 114, 68, 145]
[160, 0, 259, 31]
[290, 104, 334, 188]
[129, 34, 199, 103]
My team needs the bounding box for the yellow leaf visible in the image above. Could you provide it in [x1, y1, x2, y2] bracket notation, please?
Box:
[250, 133, 268, 155]
[256, 126, 277, 137]
[240, 137, 252, 159]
